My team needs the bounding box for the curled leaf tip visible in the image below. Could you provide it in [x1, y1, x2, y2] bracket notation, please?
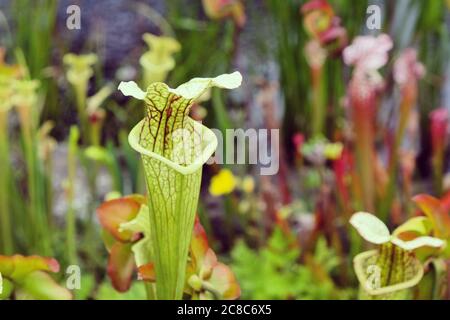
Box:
[169, 71, 243, 100]
[118, 81, 146, 100]
[391, 236, 445, 251]
[212, 71, 243, 89]
[47, 258, 60, 273]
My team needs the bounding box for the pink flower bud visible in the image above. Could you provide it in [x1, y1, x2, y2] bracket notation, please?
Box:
[430, 108, 449, 153]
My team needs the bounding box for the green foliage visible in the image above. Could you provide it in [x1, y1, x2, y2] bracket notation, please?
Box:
[12, 0, 59, 118]
[96, 281, 147, 300]
[231, 228, 352, 299]
[266, 0, 309, 136]
[314, 237, 341, 273]
[73, 274, 96, 300]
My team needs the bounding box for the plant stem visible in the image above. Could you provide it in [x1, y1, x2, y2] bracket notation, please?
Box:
[432, 151, 444, 196]
[45, 154, 54, 227]
[353, 101, 375, 212]
[379, 92, 414, 221]
[66, 126, 79, 265]
[75, 83, 89, 145]
[18, 105, 52, 255]
[0, 111, 13, 254]
[311, 65, 326, 137]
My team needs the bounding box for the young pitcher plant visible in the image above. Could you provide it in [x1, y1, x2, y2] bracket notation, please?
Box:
[350, 212, 445, 299]
[118, 71, 242, 299]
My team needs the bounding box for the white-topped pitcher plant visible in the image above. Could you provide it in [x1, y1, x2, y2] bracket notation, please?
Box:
[118, 72, 242, 299]
[350, 212, 445, 299]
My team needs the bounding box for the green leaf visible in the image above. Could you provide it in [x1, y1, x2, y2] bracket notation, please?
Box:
[393, 216, 433, 238]
[230, 228, 344, 299]
[96, 281, 146, 300]
[107, 242, 135, 292]
[74, 274, 95, 300]
[101, 230, 116, 252]
[16, 271, 72, 300]
[120, 205, 153, 267]
[350, 212, 391, 244]
[0, 255, 59, 282]
[0, 276, 14, 299]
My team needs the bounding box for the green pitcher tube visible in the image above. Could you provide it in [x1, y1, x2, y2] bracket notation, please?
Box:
[354, 250, 424, 300]
[121, 72, 242, 299]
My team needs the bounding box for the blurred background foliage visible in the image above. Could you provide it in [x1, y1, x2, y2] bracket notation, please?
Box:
[0, 0, 449, 300]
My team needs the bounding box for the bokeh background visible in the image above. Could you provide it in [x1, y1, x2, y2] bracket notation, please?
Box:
[0, 0, 449, 300]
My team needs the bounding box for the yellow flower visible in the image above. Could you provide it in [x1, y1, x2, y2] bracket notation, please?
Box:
[140, 33, 181, 86]
[209, 169, 237, 196]
[324, 142, 343, 160]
